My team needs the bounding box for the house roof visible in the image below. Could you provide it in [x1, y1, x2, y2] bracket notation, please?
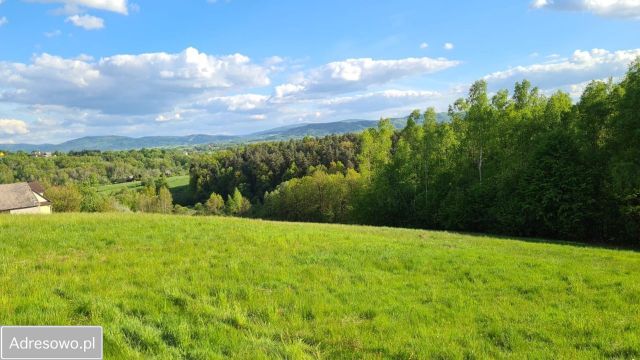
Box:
[28, 181, 46, 196]
[0, 183, 40, 211]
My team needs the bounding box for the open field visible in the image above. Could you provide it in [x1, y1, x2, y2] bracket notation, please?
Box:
[0, 214, 638, 359]
[96, 180, 146, 194]
[96, 175, 193, 205]
[96, 175, 190, 194]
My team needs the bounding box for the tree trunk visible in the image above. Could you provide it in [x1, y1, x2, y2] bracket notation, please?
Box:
[478, 147, 483, 183]
[425, 160, 429, 209]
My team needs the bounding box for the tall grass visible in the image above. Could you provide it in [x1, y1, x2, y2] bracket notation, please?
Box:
[0, 214, 638, 358]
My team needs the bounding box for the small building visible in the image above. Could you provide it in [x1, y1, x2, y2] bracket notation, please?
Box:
[0, 182, 52, 214]
[30, 151, 54, 158]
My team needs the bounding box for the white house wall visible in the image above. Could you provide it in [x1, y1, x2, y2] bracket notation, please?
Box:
[9, 205, 51, 215]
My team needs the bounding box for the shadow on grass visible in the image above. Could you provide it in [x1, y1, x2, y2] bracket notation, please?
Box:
[259, 217, 640, 253]
[170, 185, 196, 206]
[444, 229, 640, 253]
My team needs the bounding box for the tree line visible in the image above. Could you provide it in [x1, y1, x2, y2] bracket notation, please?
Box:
[3, 60, 638, 244]
[0, 148, 191, 186]
[189, 134, 361, 203]
[259, 61, 640, 244]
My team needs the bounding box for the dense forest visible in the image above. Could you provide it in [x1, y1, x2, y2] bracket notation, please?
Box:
[189, 134, 361, 202]
[257, 61, 640, 244]
[2, 60, 638, 244]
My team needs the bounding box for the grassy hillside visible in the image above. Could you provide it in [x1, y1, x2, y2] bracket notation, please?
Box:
[96, 180, 146, 194]
[0, 214, 638, 359]
[96, 175, 190, 194]
[97, 175, 193, 205]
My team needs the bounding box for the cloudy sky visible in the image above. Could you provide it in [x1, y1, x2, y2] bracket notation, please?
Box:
[0, 0, 639, 144]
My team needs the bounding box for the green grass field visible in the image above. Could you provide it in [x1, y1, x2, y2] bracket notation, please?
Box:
[96, 180, 146, 194]
[0, 214, 638, 359]
[96, 175, 193, 205]
[96, 175, 190, 194]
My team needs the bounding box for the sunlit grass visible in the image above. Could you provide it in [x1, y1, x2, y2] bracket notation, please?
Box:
[96, 175, 194, 205]
[96, 180, 144, 194]
[96, 175, 190, 194]
[0, 214, 638, 359]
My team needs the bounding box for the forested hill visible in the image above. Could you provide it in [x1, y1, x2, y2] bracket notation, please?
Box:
[0, 135, 239, 153]
[1, 115, 450, 152]
[191, 59, 640, 244]
[3, 61, 639, 244]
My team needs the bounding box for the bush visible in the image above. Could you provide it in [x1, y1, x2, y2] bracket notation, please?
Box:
[45, 185, 82, 212]
[226, 188, 251, 216]
[262, 170, 362, 223]
[205, 192, 225, 215]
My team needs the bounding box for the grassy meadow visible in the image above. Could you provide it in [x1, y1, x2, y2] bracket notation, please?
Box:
[96, 175, 190, 194]
[96, 180, 147, 194]
[96, 175, 193, 205]
[0, 214, 638, 359]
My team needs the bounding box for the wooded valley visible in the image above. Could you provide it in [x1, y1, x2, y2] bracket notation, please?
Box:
[2, 60, 639, 244]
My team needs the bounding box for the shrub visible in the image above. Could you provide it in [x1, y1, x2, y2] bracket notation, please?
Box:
[205, 192, 225, 215]
[45, 185, 82, 212]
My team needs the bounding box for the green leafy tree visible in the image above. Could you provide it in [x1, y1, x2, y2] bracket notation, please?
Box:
[0, 163, 14, 184]
[226, 188, 251, 216]
[137, 185, 157, 213]
[205, 192, 225, 215]
[465, 80, 492, 183]
[263, 170, 362, 223]
[358, 119, 394, 179]
[80, 187, 107, 213]
[157, 187, 173, 214]
[45, 185, 82, 212]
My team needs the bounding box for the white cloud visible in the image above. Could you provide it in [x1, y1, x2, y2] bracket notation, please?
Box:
[0, 16, 7, 27]
[0, 47, 271, 115]
[275, 83, 305, 98]
[3, 44, 639, 144]
[420, 42, 429, 49]
[274, 56, 459, 98]
[483, 48, 640, 90]
[0, 119, 29, 135]
[444, 42, 454, 50]
[532, 0, 640, 19]
[567, 80, 598, 97]
[65, 14, 104, 30]
[155, 111, 183, 122]
[31, 0, 129, 15]
[320, 89, 442, 112]
[265, 56, 284, 66]
[0, 51, 463, 142]
[200, 93, 269, 112]
[28, 0, 129, 30]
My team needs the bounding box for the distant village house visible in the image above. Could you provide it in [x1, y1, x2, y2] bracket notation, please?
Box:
[0, 182, 52, 214]
[31, 151, 54, 158]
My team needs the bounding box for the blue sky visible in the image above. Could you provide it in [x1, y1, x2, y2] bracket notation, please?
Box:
[0, 0, 639, 143]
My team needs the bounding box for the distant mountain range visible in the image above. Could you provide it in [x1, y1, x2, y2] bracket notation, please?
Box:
[0, 114, 450, 152]
[0, 135, 239, 153]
